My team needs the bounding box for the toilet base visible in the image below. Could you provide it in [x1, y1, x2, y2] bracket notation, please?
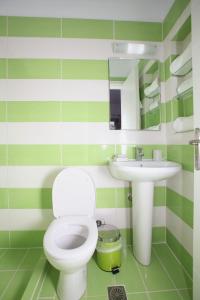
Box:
[57, 266, 87, 300]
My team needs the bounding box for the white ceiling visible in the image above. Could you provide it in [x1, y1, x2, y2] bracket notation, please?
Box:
[0, 0, 175, 22]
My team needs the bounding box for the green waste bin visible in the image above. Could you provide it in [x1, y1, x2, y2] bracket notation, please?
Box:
[96, 224, 122, 273]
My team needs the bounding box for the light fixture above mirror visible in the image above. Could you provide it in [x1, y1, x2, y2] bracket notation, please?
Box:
[112, 42, 157, 56]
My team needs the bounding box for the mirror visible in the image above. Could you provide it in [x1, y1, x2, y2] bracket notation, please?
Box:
[109, 58, 161, 131]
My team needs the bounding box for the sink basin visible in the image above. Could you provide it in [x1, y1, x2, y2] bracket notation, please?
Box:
[108, 158, 182, 266]
[109, 159, 181, 182]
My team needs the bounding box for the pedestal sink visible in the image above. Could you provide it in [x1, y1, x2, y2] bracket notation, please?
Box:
[108, 159, 181, 265]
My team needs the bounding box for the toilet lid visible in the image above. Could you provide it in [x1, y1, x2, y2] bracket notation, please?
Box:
[52, 168, 95, 218]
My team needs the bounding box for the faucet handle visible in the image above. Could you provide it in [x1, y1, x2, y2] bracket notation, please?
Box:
[135, 147, 144, 160]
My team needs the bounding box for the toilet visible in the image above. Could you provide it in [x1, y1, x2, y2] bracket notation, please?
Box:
[43, 168, 98, 300]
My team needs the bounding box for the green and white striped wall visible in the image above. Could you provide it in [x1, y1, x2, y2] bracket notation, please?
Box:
[0, 0, 193, 279]
[0, 16, 166, 249]
[161, 0, 193, 278]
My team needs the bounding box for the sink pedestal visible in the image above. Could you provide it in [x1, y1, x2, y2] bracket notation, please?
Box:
[132, 181, 154, 265]
[109, 159, 181, 266]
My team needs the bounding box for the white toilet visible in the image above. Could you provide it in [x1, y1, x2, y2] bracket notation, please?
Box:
[43, 168, 98, 300]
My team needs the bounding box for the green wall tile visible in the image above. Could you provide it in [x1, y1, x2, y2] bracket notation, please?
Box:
[96, 188, 131, 208]
[179, 93, 193, 117]
[62, 144, 115, 166]
[62, 18, 113, 39]
[62, 59, 108, 80]
[152, 227, 166, 243]
[8, 16, 61, 37]
[0, 231, 9, 247]
[141, 145, 167, 160]
[166, 229, 193, 277]
[120, 228, 132, 245]
[7, 145, 61, 165]
[4, 186, 165, 209]
[164, 56, 177, 82]
[0, 145, 7, 165]
[9, 188, 52, 209]
[0, 189, 9, 208]
[172, 98, 180, 121]
[167, 188, 193, 228]
[0, 102, 6, 122]
[8, 59, 61, 79]
[115, 21, 162, 41]
[163, 0, 191, 39]
[62, 102, 108, 122]
[117, 144, 167, 160]
[182, 145, 194, 172]
[5, 101, 109, 122]
[7, 101, 61, 122]
[167, 144, 194, 172]
[85, 145, 115, 165]
[0, 59, 7, 78]
[10, 231, 45, 247]
[0, 16, 7, 36]
[172, 16, 191, 41]
[160, 62, 165, 82]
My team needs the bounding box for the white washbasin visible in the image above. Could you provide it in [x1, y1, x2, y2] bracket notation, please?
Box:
[109, 159, 181, 182]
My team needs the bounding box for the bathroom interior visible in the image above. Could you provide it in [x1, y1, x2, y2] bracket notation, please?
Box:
[0, 0, 200, 299]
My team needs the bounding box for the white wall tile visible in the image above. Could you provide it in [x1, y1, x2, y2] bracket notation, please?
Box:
[166, 208, 193, 256]
[167, 169, 194, 201]
[0, 79, 109, 101]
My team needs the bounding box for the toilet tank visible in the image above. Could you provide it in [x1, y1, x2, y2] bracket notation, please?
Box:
[52, 168, 96, 218]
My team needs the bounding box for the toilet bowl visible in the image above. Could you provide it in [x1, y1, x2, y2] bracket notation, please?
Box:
[43, 168, 98, 300]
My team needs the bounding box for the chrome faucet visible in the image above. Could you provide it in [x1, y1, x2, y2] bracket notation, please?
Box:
[135, 147, 144, 161]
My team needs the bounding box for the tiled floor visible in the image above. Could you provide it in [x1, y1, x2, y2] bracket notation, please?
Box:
[0, 248, 43, 300]
[0, 244, 192, 300]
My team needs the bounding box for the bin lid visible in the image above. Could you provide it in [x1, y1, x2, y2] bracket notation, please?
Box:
[98, 224, 120, 243]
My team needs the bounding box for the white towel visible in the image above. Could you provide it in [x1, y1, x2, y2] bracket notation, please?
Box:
[173, 116, 193, 133]
[170, 43, 192, 76]
[149, 101, 159, 111]
[144, 78, 160, 98]
[177, 77, 193, 96]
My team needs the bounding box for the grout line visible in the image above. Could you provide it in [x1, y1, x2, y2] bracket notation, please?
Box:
[128, 246, 151, 300]
[166, 243, 193, 281]
[126, 288, 191, 295]
[36, 264, 48, 300]
[0, 248, 29, 300]
[0, 249, 8, 260]
[0, 247, 43, 250]
[29, 259, 47, 300]
[152, 247, 182, 299]
[0, 268, 33, 272]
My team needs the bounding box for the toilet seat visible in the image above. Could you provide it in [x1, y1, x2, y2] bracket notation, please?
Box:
[44, 216, 97, 261]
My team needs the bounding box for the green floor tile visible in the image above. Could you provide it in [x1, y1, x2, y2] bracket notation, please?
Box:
[115, 248, 145, 293]
[20, 248, 44, 269]
[38, 263, 59, 298]
[149, 291, 181, 300]
[0, 249, 27, 269]
[21, 257, 47, 300]
[178, 289, 193, 300]
[0, 271, 15, 295]
[2, 270, 32, 300]
[87, 257, 115, 297]
[137, 252, 174, 291]
[153, 244, 192, 289]
[127, 293, 149, 300]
